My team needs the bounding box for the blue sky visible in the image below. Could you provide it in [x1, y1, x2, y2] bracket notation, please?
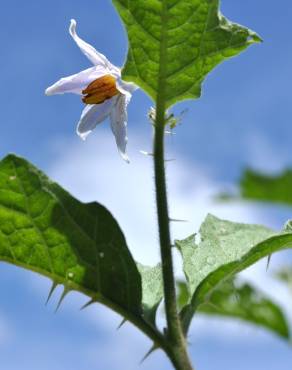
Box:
[1, 1, 292, 369]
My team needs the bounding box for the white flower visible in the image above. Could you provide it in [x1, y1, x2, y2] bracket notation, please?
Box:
[45, 19, 137, 162]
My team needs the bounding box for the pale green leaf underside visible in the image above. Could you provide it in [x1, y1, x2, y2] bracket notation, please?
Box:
[0, 155, 143, 316]
[138, 264, 163, 325]
[178, 279, 290, 339]
[113, 0, 261, 107]
[177, 214, 274, 297]
[176, 215, 292, 332]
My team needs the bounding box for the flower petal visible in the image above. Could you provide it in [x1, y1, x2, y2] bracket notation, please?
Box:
[45, 66, 107, 96]
[69, 19, 119, 74]
[108, 69, 138, 98]
[110, 94, 130, 162]
[77, 97, 116, 140]
[116, 78, 138, 97]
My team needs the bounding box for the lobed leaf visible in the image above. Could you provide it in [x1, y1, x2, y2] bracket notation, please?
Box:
[176, 214, 292, 333]
[112, 0, 261, 107]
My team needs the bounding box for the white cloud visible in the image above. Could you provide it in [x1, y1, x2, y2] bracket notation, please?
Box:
[245, 132, 290, 173]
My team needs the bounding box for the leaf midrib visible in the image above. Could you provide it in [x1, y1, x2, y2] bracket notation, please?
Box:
[193, 234, 292, 306]
[157, 0, 169, 108]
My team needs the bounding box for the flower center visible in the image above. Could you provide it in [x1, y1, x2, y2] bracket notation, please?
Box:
[82, 75, 119, 104]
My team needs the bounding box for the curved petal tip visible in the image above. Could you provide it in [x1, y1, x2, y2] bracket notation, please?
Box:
[120, 152, 130, 163]
[45, 87, 53, 96]
[69, 19, 77, 35]
[77, 130, 90, 141]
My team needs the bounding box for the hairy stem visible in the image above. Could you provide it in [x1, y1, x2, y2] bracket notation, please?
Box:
[154, 110, 178, 342]
[153, 116, 194, 370]
[153, 4, 194, 369]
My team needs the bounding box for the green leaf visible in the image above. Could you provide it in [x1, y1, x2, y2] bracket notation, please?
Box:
[0, 154, 164, 342]
[176, 214, 292, 333]
[239, 169, 292, 206]
[177, 279, 289, 339]
[199, 279, 289, 339]
[177, 277, 290, 339]
[138, 263, 163, 325]
[177, 281, 191, 310]
[112, 0, 261, 107]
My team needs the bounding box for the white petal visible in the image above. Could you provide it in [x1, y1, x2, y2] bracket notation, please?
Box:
[116, 78, 138, 96]
[77, 98, 116, 140]
[69, 19, 119, 74]
[108, 69, 137, 98]
[45, 65, 107, 96]
[110, 94, 130, 162]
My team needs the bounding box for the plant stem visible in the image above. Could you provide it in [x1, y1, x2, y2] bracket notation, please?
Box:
[153, 117, 194, 370]
[149, 0, 195, 366]
[153, 5, 194, 368]
[154, 112, 179, 343]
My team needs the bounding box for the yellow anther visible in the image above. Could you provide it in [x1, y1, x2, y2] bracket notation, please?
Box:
[82, 74, 119, 104]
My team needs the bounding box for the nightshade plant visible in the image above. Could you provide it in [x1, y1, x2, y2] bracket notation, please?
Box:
[1, 1, 292, 370]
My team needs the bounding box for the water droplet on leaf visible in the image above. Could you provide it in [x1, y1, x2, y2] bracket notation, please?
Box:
[207, 256, 215, 265]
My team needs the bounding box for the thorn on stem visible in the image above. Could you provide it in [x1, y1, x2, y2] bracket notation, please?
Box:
[140, 150, 154, 157]
[169, 218, 188, 223]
